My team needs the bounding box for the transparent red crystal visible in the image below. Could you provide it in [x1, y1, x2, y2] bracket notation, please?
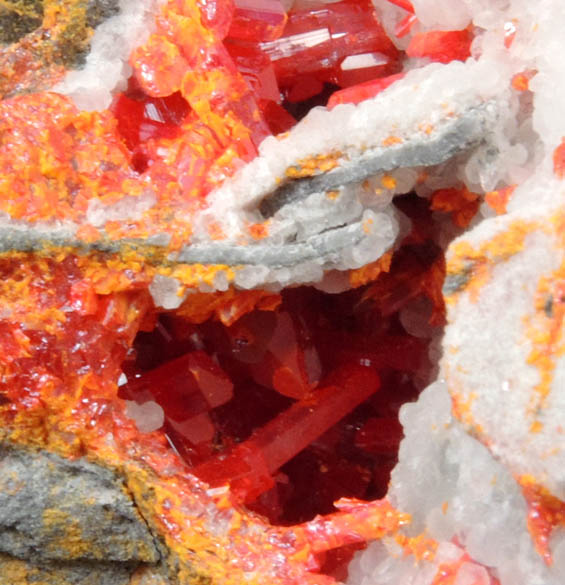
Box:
[226, 41, 281, 102]
[120, 350, 233, 434]
[223, 309, 320, 399]
[327, 73, 405, 108]
[111, 88, 191, 152]
[193, 364, 380, 501]
[355, 417, 404, 454]
[116, 195, 444, 523]
[259, 0, 400, 87]
[260, 100, 297, 134]
[228, 0, 288, 42]
[197, 0, 236, 39]
[406, 29, 472, 64]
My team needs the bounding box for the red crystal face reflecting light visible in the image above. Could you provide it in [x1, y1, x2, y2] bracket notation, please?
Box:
[119, 194, 442, 529]
[108, 0, 473, 204]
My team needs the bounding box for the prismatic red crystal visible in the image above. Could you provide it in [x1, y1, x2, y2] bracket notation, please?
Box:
[228, 0, 288, 42]
[0, 0, 510, 583]
[260, 0, 400, 88]
[406, 29, 473, 64]
[327, 73, 405, 108]
[193, 364, 380, 502]
[226, 42, 281, 102]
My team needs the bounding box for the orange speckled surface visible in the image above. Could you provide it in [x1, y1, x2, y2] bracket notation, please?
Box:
[0, 2, 433, 583]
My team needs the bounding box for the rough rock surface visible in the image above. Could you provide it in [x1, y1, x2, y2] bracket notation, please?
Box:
[0, 443, 161, 582]
[0, 554, 136, 585]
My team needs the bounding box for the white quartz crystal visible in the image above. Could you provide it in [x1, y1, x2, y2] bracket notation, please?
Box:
[349, 1, 565, 584]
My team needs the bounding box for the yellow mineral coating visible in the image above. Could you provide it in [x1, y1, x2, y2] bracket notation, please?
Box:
[381, 174, 397, 190]
[349, 251, 393, 288]
[285, 152, 341, 178]
[42, 509, 91, 558]
[0, 554, 30, 583]
[394, 532, 437, 562]
[382, 135, 403, 146]
[524, 261, 565, 415]
[445, 219, 536, 303]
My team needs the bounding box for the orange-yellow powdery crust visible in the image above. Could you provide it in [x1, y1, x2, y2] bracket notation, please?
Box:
[445, 218, 535, 304]
[0, 0, 96, 98]
[0, 251, 415, 585]
[0, 1, 490, 582]
[444, 210, 565, 561]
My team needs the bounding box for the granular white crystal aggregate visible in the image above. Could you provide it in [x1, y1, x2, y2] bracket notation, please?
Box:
[349, 1, 565, 584]
[52, 0, 165, 110]
[86, 191, 157, 227]
[349, 382, 565, 585]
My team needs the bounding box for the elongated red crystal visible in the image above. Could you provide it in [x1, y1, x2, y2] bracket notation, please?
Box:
[274, 497, 409, 566]
[406, 29, 472, 64]
[386, 0, 414, 12]
[193, 364, 380, 501]
[226, 41, 281, 102]
[327, 73, 405, 108]
[228, 0, 288, 42]
[120, 350, 233, 422]
[259, 0, 400, 86]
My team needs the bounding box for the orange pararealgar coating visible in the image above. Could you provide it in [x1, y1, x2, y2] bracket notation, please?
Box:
[0, 0, 269, 249]
[349, 250, 393, 288]
[484, 185, 516, 215]
[284, 152, 342, 179]
[445, 218, 536, 304]
[0, 249, 424, 585]
[520, 475, 565, 566]
[524, 266, 565, 416]
[430, 186, 480, 228]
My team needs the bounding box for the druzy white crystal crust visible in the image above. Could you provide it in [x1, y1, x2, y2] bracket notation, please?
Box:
[348, 0, 565, 584]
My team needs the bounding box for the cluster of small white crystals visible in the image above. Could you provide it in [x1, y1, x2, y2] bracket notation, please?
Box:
[194, 52, 508, 291]
[148, 274, 188, 310]
[349, 382, 565, 585]
[52, 0, 165, 110]
[349, 538, 492, 585]
[86, 190, 157, 227]
[348, 0, 565, 584]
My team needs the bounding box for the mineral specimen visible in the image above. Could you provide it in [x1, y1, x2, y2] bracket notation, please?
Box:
[0, 0, 565, 585]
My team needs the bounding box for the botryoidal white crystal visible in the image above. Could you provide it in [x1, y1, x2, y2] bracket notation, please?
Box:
[348, 382, 565, 585]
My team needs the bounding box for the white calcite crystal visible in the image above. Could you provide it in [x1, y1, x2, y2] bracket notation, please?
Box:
[124, 400, 165, 433]
[149, 274, 189, 309]
[52, 0, 165, 110]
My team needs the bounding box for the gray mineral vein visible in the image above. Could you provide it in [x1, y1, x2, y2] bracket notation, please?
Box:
[0, 103, 492, 271]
